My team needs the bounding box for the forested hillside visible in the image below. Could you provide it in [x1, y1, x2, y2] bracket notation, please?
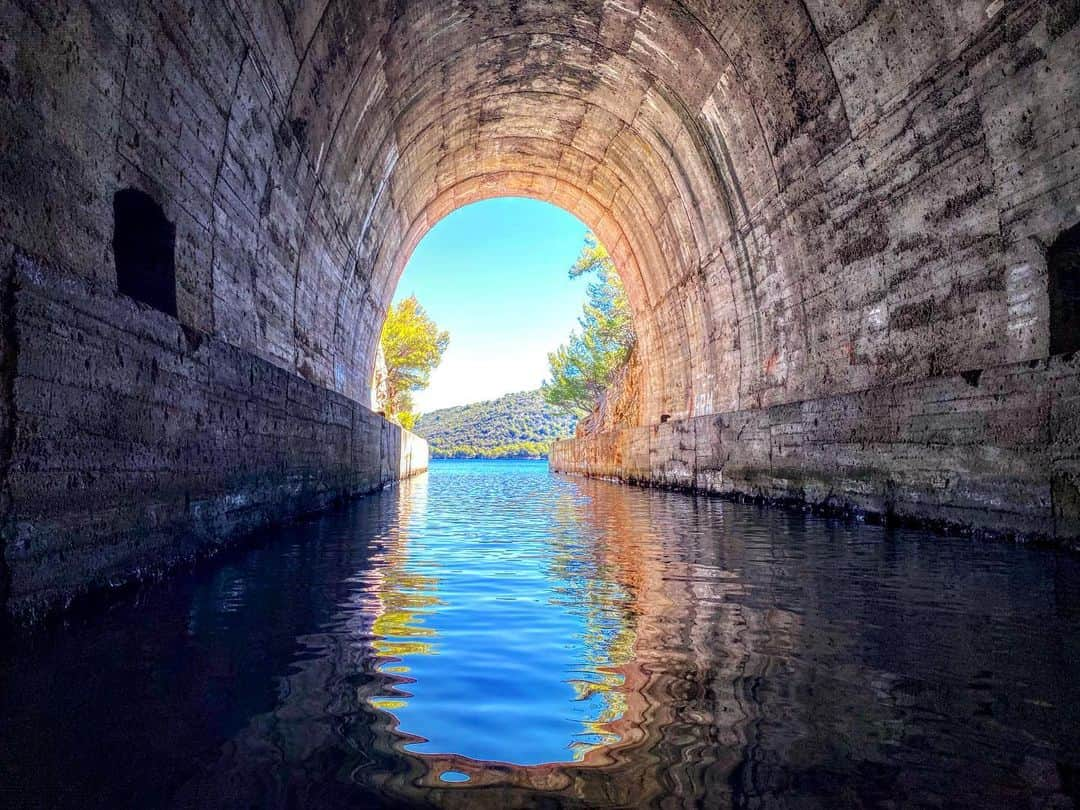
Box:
[414, 390, 576, 458]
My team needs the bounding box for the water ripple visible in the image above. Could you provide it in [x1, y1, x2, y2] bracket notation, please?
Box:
[1, 459, 1079, 808]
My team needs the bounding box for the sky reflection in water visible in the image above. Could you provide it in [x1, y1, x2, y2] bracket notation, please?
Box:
[366, 461, 635, 766]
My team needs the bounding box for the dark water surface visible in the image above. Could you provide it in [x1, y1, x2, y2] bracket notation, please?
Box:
[3, 459, 1079, 808]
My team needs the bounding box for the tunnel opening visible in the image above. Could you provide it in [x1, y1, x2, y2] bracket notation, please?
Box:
[377, 197, 640, 455]
[1049, 221, 1080, 356]
[112, 188, 177, 318]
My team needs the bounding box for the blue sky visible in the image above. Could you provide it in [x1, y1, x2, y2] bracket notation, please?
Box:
[391, 198, 590, 413]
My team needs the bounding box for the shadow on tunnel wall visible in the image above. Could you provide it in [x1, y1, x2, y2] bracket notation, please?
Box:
[0, 248, 427, 624]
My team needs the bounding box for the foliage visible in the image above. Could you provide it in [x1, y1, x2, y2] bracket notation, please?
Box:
[380, 295, 449, 426]
[432, 441, 553, 460]
[542, 233, 635, 416]
[413, 390, 576, 459]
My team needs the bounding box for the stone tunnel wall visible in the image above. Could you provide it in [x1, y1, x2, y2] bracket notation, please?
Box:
[5, 0, 1078, 426]
[0, 246, 427, 622]
[2, 0, 1080, 612]
[552, 354, 1080, 544]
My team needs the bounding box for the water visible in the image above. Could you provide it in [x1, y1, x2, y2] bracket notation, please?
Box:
[2, 459, 1079, 808]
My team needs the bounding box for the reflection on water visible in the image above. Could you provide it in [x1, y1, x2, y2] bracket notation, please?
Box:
[366, 465, 637, 769]
[2, 459, 1079, 809]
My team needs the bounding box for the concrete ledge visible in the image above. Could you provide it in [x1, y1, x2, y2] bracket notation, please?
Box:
[1, 252, 428, 623]
[552, 354, 1080, 547]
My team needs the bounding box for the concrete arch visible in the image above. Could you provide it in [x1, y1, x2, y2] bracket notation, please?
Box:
[2, 0, 1079, 617]
[365, 173, 684, 425]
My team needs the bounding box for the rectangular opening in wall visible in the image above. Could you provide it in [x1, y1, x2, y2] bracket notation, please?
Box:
[1049, 221, 1080, 356]
[113, 188, 178, 317]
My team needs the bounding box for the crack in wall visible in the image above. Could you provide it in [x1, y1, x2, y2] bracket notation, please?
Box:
[0, 247, 20, 617]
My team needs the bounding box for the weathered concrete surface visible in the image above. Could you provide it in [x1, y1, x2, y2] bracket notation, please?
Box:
[553, 353, 1080, 544]
[0, 247, 427, 622]
[0, 0, 1079, 611]
[4, 1, 1077, 422]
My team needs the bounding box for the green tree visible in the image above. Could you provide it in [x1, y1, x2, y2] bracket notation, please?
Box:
[542, 234, 635, 417]
[428, 439, 554, 460]
[380, 295, 449, 427]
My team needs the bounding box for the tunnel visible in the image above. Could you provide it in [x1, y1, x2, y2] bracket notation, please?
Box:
[1, 0, 1079, 621]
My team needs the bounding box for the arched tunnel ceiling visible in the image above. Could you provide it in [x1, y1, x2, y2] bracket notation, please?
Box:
[5, 0, 1078, 426]
[296, 0, 777, 423]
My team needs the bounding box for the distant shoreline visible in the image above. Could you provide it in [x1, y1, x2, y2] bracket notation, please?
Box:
[430, 455, 549, 461]
[413, 389, 575, 465]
